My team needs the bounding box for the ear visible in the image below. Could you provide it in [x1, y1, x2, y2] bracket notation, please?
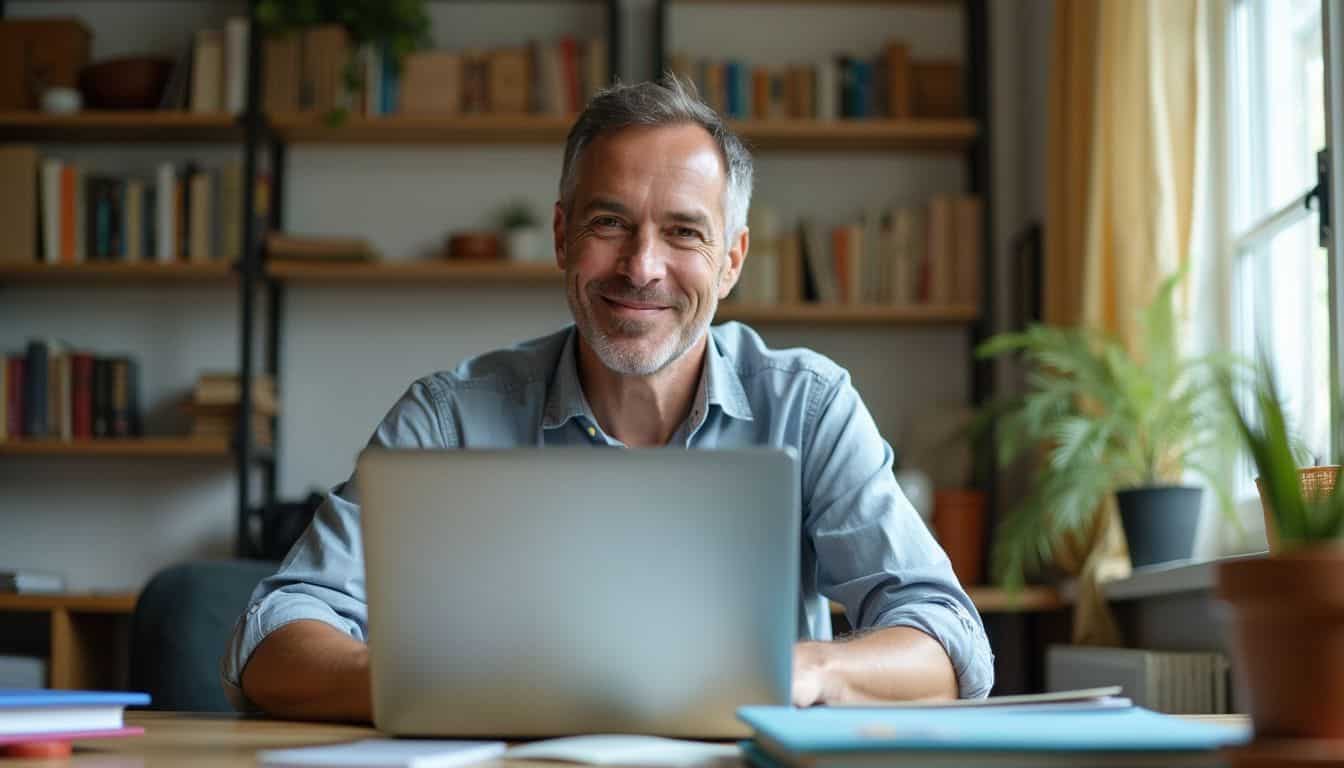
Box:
[553, 202, 567, 269]
[717, 226, 750, 300]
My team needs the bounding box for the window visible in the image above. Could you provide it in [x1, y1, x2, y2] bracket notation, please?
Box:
[1228, 0, 1331, 501]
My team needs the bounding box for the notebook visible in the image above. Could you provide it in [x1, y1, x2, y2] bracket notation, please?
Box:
[0, 690, 149, 736]
[737, 706, 1250, 768]
[258, 738, 506, 768]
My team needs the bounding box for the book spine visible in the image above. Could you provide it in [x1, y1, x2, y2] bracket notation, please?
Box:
[5, 358, 23, 439]
[92, 358, 109, 439]
[110, 358, 130, 438]
[110, 179, 125, 261]
[24, 341, 47, 438]
[72, 353, 94, 440]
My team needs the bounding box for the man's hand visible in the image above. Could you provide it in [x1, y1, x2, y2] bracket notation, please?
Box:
[241, 620, 373, 722]
[791, 627, 960, 706]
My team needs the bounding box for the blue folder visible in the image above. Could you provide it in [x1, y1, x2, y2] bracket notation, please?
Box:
[737, 705, 1250, 755]
[0, 690, 150, 709]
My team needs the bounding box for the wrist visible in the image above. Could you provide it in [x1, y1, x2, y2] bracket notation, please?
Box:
[798, 640, 846, 704]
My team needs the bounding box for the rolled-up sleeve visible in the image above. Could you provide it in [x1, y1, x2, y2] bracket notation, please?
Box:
[801, 370, 994, 699]
[221, 378, 451, 711]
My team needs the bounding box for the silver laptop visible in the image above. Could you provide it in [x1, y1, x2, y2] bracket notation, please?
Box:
[357, 447, 800, 739]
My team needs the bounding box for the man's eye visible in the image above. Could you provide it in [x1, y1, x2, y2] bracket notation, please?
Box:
[592, 216, 623, 228]
[672, 227, 701, 239]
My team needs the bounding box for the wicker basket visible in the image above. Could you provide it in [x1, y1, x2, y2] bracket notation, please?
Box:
[1256, 466, 1341, 552]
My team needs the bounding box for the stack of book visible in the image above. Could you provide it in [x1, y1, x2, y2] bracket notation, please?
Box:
[0, 341, 141, 443]
[261, 27, 608, 118]
[186, 372, 277, 448]
[737, 694, 1248, 768]
[0, 145, 271, 267]
[730, 198, 981, 308]
[0, 690, 148, 751]
[669, 41, 961, 121]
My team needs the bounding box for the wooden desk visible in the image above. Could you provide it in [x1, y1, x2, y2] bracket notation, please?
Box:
[3, 711, 1253, 767]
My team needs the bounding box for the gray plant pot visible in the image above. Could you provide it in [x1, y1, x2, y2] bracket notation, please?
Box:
[1115, 485, 1203, 568]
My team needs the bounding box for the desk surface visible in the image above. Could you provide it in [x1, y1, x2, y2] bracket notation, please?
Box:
[0, 711, 1251, 767]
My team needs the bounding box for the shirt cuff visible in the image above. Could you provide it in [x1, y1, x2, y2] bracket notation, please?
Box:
[219, 592, 359, 713]
[872, 598, 996, 699]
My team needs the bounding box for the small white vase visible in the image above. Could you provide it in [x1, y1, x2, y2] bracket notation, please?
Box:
[506, 228, 546, 262]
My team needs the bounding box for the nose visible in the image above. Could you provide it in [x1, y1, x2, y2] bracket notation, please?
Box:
[617, 224, 667, 288]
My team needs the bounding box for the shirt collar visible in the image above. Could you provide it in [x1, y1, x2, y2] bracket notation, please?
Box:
[541, 326, 755, 432]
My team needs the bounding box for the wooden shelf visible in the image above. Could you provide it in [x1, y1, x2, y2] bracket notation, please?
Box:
[0, 592, 137, 614]
[0, 111, 240, 143]
[830, 586, 1064, 617]
[717, 303, 978, 325]
[270, 114, 577, 144]
[267, 114, 975, 150]
[0, 437, 232, 457]
[0, 262, 235, 283]
[731, 118, 976, 151]
[967, 586, 1065, 613]
[267, 260, 563, 283]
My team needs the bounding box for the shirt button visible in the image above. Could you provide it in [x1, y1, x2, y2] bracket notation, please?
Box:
[586, 426, 596, 438]
[248, 603, 259, 616]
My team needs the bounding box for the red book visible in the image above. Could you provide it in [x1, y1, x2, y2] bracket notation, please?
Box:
[71, 352, 94, 440]
[5, 357, 23, 439]
[560, 37, 581, 113]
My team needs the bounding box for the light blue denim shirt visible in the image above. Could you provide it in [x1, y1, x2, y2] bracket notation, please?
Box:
[222, 322, 994, 708]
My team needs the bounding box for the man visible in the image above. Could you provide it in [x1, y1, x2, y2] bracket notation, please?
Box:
[224, 76, 993, 721]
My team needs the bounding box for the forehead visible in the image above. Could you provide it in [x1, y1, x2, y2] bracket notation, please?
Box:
[573, 124, 726, 215]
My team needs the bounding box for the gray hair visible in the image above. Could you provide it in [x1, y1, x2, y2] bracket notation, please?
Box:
[558, 73, 754, 244]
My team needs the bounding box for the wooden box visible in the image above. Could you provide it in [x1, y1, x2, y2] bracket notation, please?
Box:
[0, 18, 92, 110]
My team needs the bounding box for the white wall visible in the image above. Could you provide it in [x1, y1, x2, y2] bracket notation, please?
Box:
[2, 0, 1046, 591]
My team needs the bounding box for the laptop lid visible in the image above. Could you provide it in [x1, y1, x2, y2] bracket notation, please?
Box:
[358, 447, 800, 738]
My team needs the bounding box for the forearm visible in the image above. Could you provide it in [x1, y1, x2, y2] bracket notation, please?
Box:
[240, 619, 373, 722]
[796, 626, 958, 705]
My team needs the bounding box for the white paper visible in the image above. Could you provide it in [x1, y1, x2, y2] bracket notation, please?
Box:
[259, 738, 506, 768]
[505, 735, 740, 768]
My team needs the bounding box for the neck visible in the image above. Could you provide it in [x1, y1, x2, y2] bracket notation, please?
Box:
[576, 333, 708, 447]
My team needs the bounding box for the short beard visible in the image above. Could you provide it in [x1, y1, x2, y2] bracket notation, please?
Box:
[569, 273, 718, 377]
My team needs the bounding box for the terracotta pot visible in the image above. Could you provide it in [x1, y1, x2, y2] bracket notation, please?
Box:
[1256, 466, 1340, 553]
[933, 489, 986, 586]
[1217, 547, 1344, 739]
[446, 232, 501, 261]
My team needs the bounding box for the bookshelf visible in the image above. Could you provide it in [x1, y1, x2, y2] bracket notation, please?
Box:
[730, 118, 976, 151]
[267, 114, 976, 151]
[266, 260, 563, 283]
[270, 114, 578, 145]
[0, 437, 232, 458]
[0, 262, 234, 283]
[0, 111, 240, 143]
[0, 592, 137, 690]
[718, 303, 977, 325]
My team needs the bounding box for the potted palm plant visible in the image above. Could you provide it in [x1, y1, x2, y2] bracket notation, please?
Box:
[977, 273, 1233, 588]
[1219, 364, 1344, 740]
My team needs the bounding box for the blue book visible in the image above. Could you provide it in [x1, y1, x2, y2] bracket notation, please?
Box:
[0, 690, 149, 709]
[0, 689, 149, 738]
[725, 61, 741, 119]
[738, 706, 1249, 765]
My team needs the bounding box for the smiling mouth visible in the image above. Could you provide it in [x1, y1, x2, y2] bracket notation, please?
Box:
[602, 296, 669, 313]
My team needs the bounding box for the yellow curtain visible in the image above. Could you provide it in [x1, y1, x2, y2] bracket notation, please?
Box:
[1044, 0, 1210, 644]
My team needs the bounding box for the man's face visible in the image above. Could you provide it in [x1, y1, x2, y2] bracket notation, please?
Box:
[554, 124, 747, 377]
